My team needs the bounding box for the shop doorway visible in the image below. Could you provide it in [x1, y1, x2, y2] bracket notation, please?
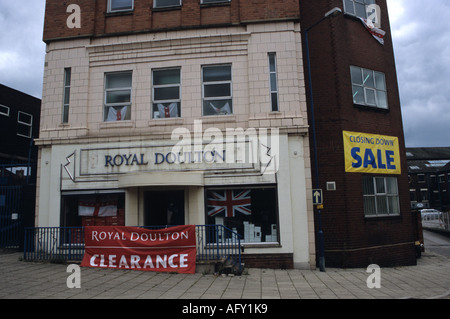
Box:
[144, 190, 185, 226]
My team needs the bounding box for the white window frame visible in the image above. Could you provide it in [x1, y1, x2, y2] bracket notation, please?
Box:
[200, 0, 231, 4]
[363, 176, 400, 217]
[153, 0, 182, 9]
[351, 66, 388, 109]
[0, 104, 10, 117]
[104, 71, 132, 122]
[62, 68, 71, 123]
[152, 68, 181, 119]
[17, 111, 33, 138]
[268, 52, 279, 112]
[202, 64, 233, 116]
[343, 0, 376, 19]
[108, 0, 134, 13]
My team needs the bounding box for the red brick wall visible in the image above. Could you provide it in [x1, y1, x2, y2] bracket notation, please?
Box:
[299, 0, 416, 268]
[43, 0, 300, 42]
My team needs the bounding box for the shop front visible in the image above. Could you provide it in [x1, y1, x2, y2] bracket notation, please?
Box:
[36, 130, 314, 269]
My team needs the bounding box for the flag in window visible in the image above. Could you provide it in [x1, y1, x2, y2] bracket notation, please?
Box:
[207, 189, 251, 217]
[78, 197, 118, 217]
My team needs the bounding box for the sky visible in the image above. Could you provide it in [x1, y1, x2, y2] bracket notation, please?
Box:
[0, 0, 449, 148]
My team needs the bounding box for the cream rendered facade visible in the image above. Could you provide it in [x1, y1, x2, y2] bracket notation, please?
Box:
[36, 21, 315, 269]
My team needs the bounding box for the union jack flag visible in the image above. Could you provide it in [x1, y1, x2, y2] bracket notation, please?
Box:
[207, 189, 251, 218]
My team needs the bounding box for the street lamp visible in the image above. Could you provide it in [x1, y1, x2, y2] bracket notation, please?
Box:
[304, 7, 342, 272]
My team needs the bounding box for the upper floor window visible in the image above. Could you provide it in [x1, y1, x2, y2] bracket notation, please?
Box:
[104, 71, 132, 122]
[0, 104, 9, 117]
[202, 65, 232, 116]
[17, 111, 33, 138]
[62, 68, 71, 123]
[268, 53, 279, 112]
[152, 68, 181, 119]
[154, 0, 182, 9]
[350, 66, 387, 109]
[108, 0, 134, 13]
[343, 0, 376, 19]
[201, 0, 231, 4]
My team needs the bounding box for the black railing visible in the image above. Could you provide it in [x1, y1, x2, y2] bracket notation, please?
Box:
[23, 225, 242, 273]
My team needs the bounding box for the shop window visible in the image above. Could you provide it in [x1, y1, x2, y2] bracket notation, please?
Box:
[154, 0, 181, 9]
[350, 66, 388, 109]
[202, 65, 232, 116]
[363, 176, 400, 217]
[108, 0, 134, 13]
[104, 71, 132, 121]
[61, 193, 125, 227]
[206, 187, 278, 243]
[152, 68, 181, 118]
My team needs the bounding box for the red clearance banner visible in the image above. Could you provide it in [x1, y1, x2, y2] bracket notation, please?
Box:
[81, 225, 196, 274]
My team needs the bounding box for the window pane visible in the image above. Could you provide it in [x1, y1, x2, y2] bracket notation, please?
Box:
[375, 177, 385, 194]
[270, 73, 278, 92]
[203, 100, 232, 115]
[364, 197, 376, 216]
[153, 102, 180, 118]
[106, 90, 131, 103]
[362, 69, 374, 87]
[111, 0, 133, 11]
[388, 196, 400, 215]
[271, 93, 278, 112]
[154, 87, 180, 101]
[64, 68, 71, 85]
[365, 88, 376, 105]
[363, 177, 374, 195]
[269, 54, 276, 72]
[352, 85, 365, 104]
[106, 73, 132, 89]
[374, 72, 386, 90]
[355, 2, 366, 18]
[154, 0, 181, 7]
[376, 197, 388, 215]
[153, 69, 180, 85]
[203, 66, 231, 82]
[377, 91, 388, 109]
[344, 0, 355, 15]
[386, 177, 398, 195]
[18, 112, 32, 124]
[204, 83, 231, 98]
[206, 188, 278, 243]
[64, 87, 70, 104]
[350, 66, 363, 85]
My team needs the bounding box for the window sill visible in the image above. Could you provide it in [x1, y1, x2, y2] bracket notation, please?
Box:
[105, 11, 134, 17]
[200, 2, 231, 8]
[201, 114, 236, 123]
[241, 242, 281, 249]
[152, 6, 182, 12]
[99, 120, 134, 129]
[364, 214, 402, 220]
[354, 103, 390, 113]
[149, 117, 184, 126]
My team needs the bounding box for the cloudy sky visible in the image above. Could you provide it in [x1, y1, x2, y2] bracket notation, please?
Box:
[0, 0, 449, 148]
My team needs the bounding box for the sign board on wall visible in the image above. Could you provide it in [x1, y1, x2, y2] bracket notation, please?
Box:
[343, 131, 401, 175]
[81, 225, 197, 274]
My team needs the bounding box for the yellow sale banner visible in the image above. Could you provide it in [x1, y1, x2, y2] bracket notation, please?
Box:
[343, 131, 401, 175]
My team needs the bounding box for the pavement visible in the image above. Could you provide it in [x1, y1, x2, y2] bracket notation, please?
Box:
[0, 250, 449, 301]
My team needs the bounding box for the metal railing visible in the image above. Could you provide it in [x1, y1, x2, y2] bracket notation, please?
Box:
[23, 225, 242, 273]
[421, 211, 450, 231]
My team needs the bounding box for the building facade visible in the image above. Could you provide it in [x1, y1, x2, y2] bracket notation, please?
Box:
[300, 0, 417, 267]
[407, 147, 450, 213]
[0, 84, 41, 247]
[37, 0, 314, 269]
[37, 0, 418, 269]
